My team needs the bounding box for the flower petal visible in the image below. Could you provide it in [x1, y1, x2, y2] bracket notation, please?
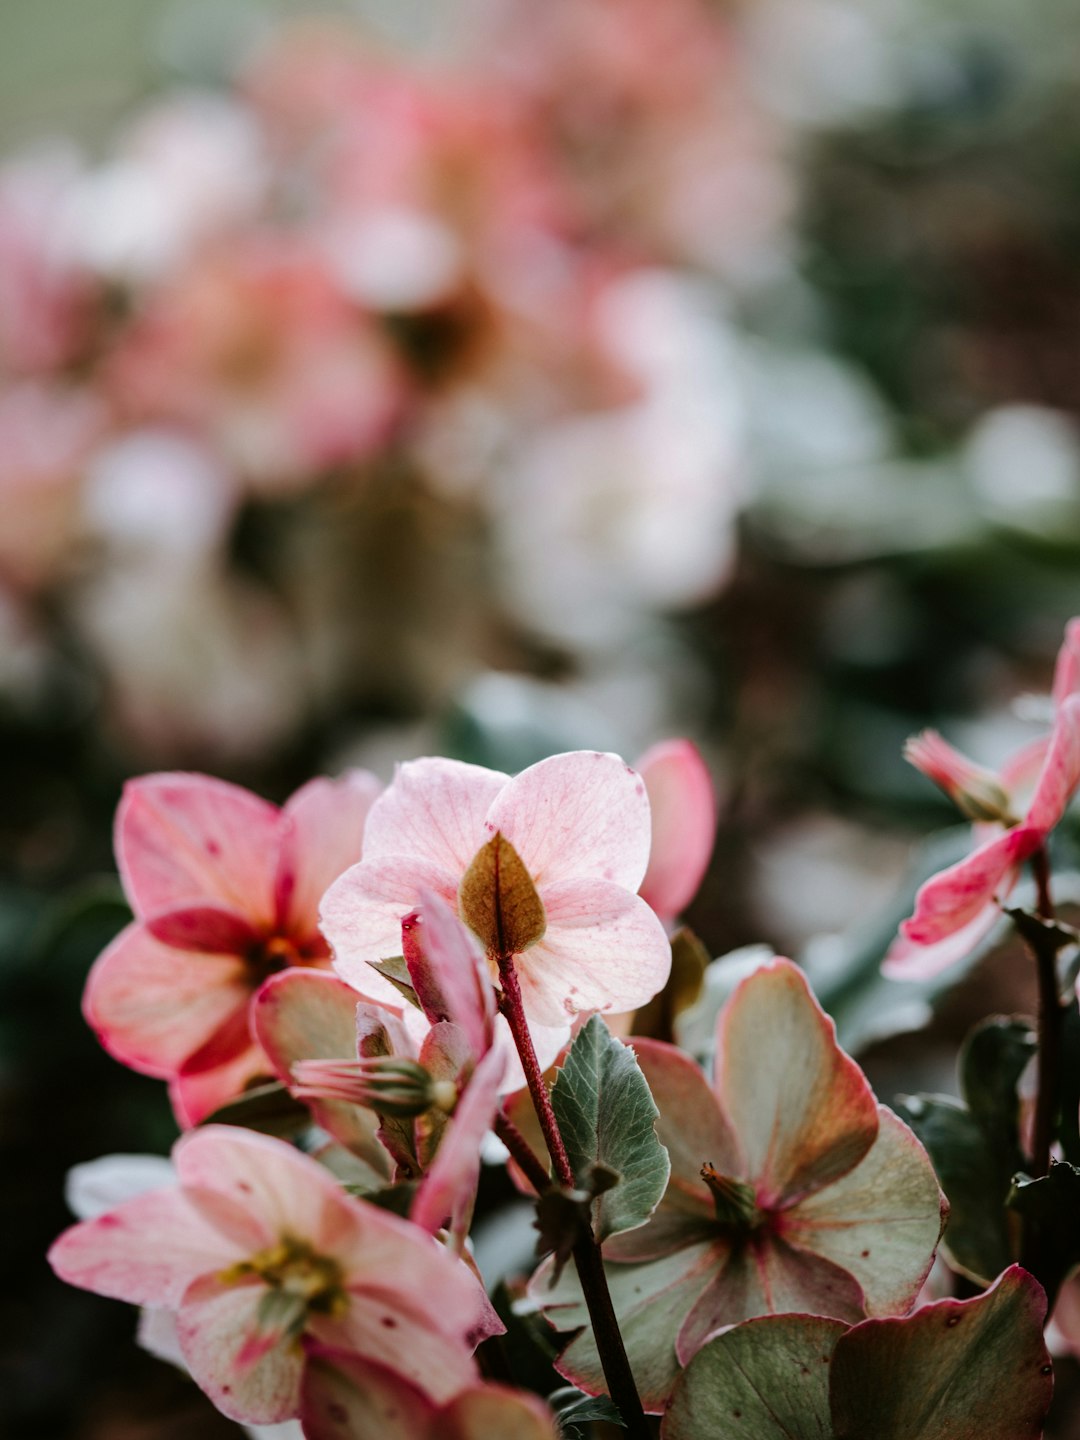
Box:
[442, 1384, 559, 1440]
[410, 1045, 504, 1244]
[517, 880, 671, 1027]
[882, 903, 1004, 982]
[1026, 693, 1080, 832]
[48, 1186, 240, 1307]
[636, 740, 716, 921]
[487, 751, 652, 891]
[177, 1273, 304, 1424]
[276, 772, 381, 942]
[714, 960, 878, 1207]
[300, 1350, 437, 1440]
[169, 1039, 273, 1129]
[900, 826, 1039, 946]
[116, 773, 282, 927]
[1051, 617, 1080, 708]
[361, 758, 508, 874]
[145, 904, 262, 955]
[83, 922, 253, 1078]
[783, 1105, 946, 1317]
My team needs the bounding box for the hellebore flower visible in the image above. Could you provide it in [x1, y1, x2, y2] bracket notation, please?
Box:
[887, 617, 1080, 980]
[635, 739, 716, 927]
[84, 769, 380, 1125]
[531, 960, 945, 1411]
[320, 751, 671, 1029]
[48, 1127, 499, 1426]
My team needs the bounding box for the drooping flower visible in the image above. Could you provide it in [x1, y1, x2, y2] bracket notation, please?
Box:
[886, 617, 1080, 980]
[48, 1127, 499, 1426]
[320, 751, 671, 1029]
[531, 960, 945, 1410]
[84, 769, 380, 1124]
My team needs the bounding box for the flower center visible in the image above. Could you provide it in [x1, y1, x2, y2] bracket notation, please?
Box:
[700, 1163, 763, 1235]
[221, 1235, 347, 1318]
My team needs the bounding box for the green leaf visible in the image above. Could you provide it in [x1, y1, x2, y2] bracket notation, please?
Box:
[365, 955, 422, 1008]
[551, 1015, 670, 1243]
[550, 1388, 627, 1437]
[1007, 1161, 1080, 1309]
[959, 1018, 1036, 1137]
[459, 831, 546, 956]
[663, 1314, 843, 1439]
[201, 1081, 311, 1138]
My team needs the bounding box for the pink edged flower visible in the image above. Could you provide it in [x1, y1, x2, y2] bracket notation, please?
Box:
[301, 1349, 557, 1440]
[887, 618, 1080, 980]
[531, 960, 945, 1411]
[320, 751, 672, 1029]
[635, 739, 716, 926]
[84, 769, 381, 1125]
[48, 1126, 500, 1426]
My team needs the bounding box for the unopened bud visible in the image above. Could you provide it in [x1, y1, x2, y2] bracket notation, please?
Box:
[904, 730, 1017, 824]
[701, 1162, 760, 1231]
[293, 1055, 448, 1119]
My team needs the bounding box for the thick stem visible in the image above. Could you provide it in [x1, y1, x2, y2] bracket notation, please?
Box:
[494, 1109, 551, 1195]
[496, 951, 651, 1440]
[1029, 848, 1064, 1179]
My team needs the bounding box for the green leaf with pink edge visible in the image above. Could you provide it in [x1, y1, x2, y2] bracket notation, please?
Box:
[661, 1267, 1053, 1440]
[550, 1015, 670, 1244]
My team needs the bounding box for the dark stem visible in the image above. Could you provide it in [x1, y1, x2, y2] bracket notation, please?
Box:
[496, 950, 651, 1440]
[1029, 848, 1064, 1179]
[494, 1108, 551, 1194]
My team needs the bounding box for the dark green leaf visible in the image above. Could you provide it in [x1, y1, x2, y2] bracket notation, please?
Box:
[550, 1388, 627, 1437]
[551, 1015, 670, 1242]
[201, 1081, 311, 1139]
[1008, 1161, 1080, 1309]
[959, 1017, 1036, 1135]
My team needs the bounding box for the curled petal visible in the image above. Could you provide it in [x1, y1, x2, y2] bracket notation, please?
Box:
[900, 826, 1040, 947]
[883, 902, 1003, 981]
[636, 740, 716, 921]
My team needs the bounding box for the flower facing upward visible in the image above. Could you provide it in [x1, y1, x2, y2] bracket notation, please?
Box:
[48, 1127, 499, 1426]
[320, 751, 671, 1029]
[84, 769, 380, 1124]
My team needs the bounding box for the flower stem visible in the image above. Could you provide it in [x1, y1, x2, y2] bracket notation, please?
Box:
[496, 951, 651, 1440]
[1029, 848, 1064, 1179]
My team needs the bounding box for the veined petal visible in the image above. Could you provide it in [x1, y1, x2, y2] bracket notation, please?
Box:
[83, 922, 253, 1079]
[276, 772, 381, 942]
[900, 826, 1039, 946]
[714, 961, 878, 1207]
[883, 903, 1003, 981]
[48, 1185, 241, 1307]
[361, 758, 507, 874]
[783, 1106, 946, 1317]
[177, 1273, 304, 1424]
[486, 751, 652, 891]
[116, 773, 282, 928]
[321, 856, 459, 1004]
[516, 880, 671, 1027]
[636, 740, 716, 921]
[1026, 693, 1080, 832]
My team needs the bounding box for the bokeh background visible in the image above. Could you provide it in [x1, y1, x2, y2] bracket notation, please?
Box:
[3, 0, 1080, 1433]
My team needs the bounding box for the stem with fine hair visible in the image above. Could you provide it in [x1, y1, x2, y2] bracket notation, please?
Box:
[496, 950, 651, 1440]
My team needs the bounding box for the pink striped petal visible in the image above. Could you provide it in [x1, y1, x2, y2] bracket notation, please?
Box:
[361, 759, 508, 873]
[177, 1273, 304, 1424]
[515, 879, 671, 1027]
[715, 961, 878, 1207]
[636, 740, 716, 921]
[48, 1186, 241, 1307]
[116, 773, 282, 928]
[300, 1351, 437, 1440]
[83, 922, 253, 1079]
[1026, 693, 1080, 832]
[276, 772, 381, 942]
[404, 892, 496, 1060]
[321, 856, 459, 1004]
[486, 751, 652, 892]
[883, 902, 1003, 981]
[1051, 617, 1080, 707]
[901, 826, 1039, 946]
[146, 904, 261, 955]
[410, 1045, 504, 1244]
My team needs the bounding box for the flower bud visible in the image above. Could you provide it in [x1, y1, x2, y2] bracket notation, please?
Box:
[293, 1055, 454, 1118]
[904, 730, 1017, 824]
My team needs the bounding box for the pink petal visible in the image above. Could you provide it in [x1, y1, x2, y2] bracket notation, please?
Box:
[1026, 693, 1080, 832]
[116, 773, 283, 928]
[300, 1350, 437, 1440]
[145, 903, 262, 955]
[177, 1273, 304, 1424]
[276, 772, 382, 942]
[1051, 616, 1080, 708]
[515, 879, 671, 1027]
[169, 1039, 271, 1128]
[486, 751, 652, 892]
[900, 826, 1040, 946]
[636, 740, 716, 921]
[882, 902, 1003, 981]
[442, 1384, 559, 1439]
[83, 922, 254, 1079]
[48, 1186, 241, 1307]
[321, 856, 459, 1004]
[361, 758, 508, 874]
[715, 960, 879, 1207]
[410, 1045, 504, 1244]
[253, 970, 394, 1172]
[404, 892, 496, 1059]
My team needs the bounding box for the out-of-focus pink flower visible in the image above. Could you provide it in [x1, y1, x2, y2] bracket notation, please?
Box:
[886, 618, 1080, 980]
[636, 739, 716, 925]
[49, 1127, 498, 1425]
[84, 770, 380, 1124]
[321, 751, 671, 1029]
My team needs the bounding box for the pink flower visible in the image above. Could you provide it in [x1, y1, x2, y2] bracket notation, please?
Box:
[84, 769, 380, 1125]
[636, 739, 716, 925]
[48, 1127, 499, 1425]
[320, 751, 671, 1029]
[886, 621, 1080, 980]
